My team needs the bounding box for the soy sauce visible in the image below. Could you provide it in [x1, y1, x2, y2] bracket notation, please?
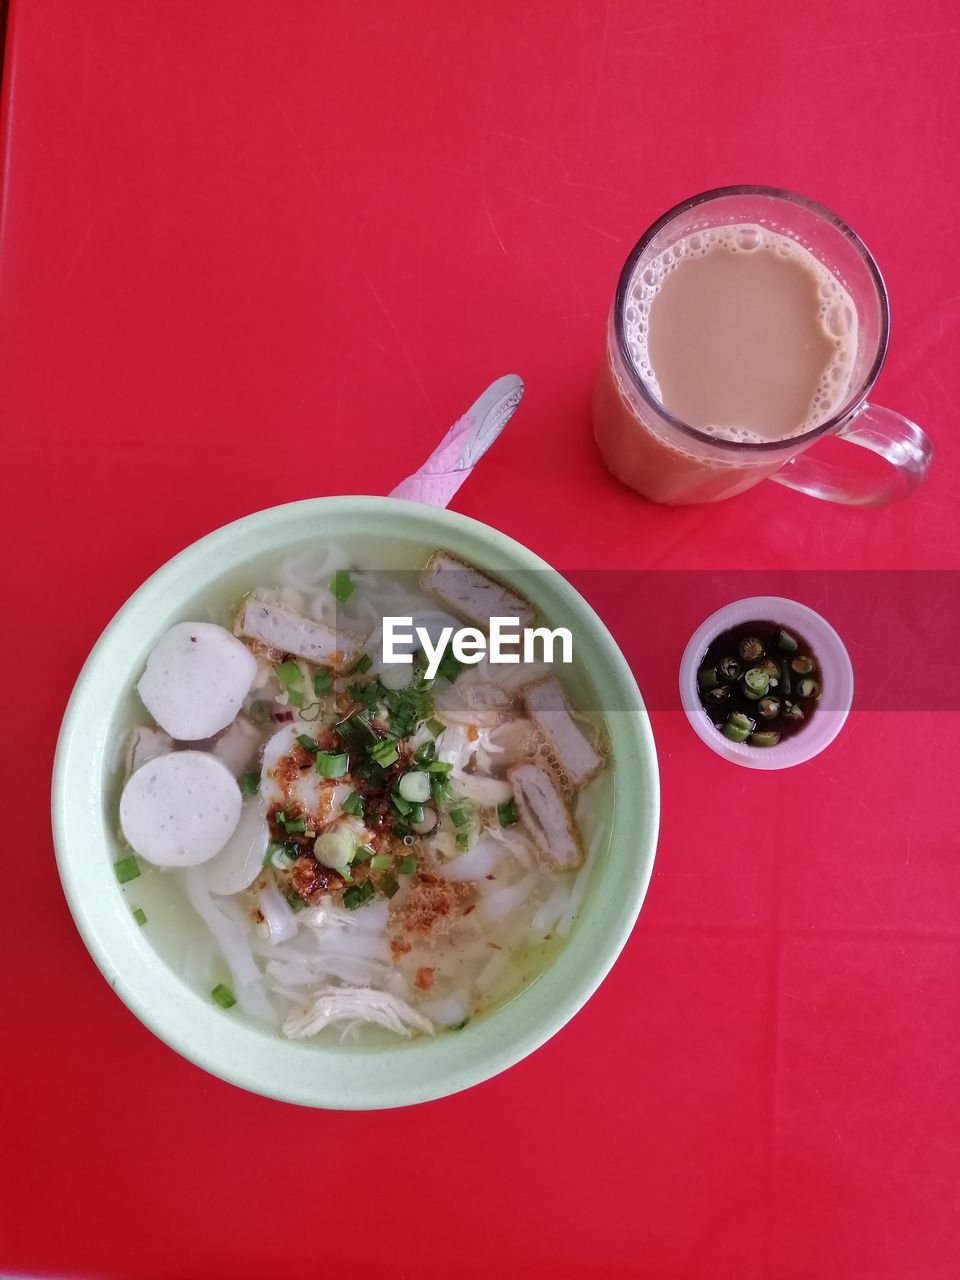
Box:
[697, 620, 821, 748]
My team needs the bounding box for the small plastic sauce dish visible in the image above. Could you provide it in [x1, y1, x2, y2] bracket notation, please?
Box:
[679, 596, 854, 770]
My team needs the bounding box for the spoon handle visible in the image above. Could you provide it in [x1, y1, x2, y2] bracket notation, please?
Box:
[389, 374, 524, 508]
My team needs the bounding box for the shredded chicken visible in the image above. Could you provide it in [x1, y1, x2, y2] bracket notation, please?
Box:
[283, 986, 435, 1038]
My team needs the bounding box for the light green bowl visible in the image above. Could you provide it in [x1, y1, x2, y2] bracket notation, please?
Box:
[52, 498, 659, 1108]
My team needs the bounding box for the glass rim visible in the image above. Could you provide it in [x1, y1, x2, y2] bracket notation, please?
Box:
[612, 184, 891, 454]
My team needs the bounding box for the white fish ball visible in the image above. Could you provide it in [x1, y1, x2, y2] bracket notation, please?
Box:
[120, 751, 242, 867]
[137, 622, 257, 740]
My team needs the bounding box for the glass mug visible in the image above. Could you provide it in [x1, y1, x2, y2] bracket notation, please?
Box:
[593, 185, 933, 505]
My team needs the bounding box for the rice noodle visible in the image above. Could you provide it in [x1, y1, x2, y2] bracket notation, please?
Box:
[437, 834, 507, 882]
[420, 990, 470, 1027]
[448, 771, 513, 807]
[556, 784, 607, 938]
[475, 948, 511, 994]
[533, 881, 572, 932]
[184, 867, 262, 988]
[256, 880, 300, 945]
[476, 872, 539, 923]
[184, 868, 277, 1022]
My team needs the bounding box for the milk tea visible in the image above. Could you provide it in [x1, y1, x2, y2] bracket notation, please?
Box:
[593, 224, 858, 503]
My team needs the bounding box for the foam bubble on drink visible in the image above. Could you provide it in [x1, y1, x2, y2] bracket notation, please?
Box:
[623, 223, 858, 439]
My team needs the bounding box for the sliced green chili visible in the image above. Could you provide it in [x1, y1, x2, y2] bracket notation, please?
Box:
[114, 855, 141, 884]
[722, 712, 755, 743]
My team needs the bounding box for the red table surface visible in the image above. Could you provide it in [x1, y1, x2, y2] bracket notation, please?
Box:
[1, 1, 958, 1277]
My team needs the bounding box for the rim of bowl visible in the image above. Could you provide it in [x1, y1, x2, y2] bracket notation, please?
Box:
[678, 596, 853, 771]
[52, 497, 660, 1109]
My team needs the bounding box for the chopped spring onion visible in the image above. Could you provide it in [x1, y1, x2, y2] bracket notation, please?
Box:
[455, 831, 470, 849]
[341, 791, 364, 817]
[353, 652, 373, 675]
[369, 739, 399, 769]
[391, 792, 413, 816]
[411, 805, 438, 836]
[239, 769, 260, 796]
[335, 711, 376, 749]
[313, 668, 333, 697]
[275, 661, 302, 688]
[330, 569, 355, 603]
[352, 845, 374, 864]
[497, 799, 519, 827]
[371, 853, 393, 870]
[359, 682, 386, 712]
[398, 853, 417, 875]
[436, 651, 462, 684]
[316, 751, 349, 778]
[132, 907, 147, 926]
[287, 689, 305, 708]
[282, 816, 306, 835]
[114, 855, 141, 884]
[450, 807, 469, 828]
[379, 874, 399, 899]
[296, 734, 320, 754]
[268, 842, 299, 870]
[427, 759, 452, 774]
[414, 739, 437, 766]
[398, 770, 431, 803]
[426, 717, 445, 737]
[249, 699, 272, 725]
[449, 1018, 470, 1031]
[430, 775, 450, 804]
[314, 828, 354, 869]
[211, 983, 237, 1009]
[343, 880, 375, 909]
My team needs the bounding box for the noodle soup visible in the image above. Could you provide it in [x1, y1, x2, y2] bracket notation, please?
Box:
[112, 539, 612, 1045]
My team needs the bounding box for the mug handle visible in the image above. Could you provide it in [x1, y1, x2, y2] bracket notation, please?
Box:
[769, 403, 932, 505]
